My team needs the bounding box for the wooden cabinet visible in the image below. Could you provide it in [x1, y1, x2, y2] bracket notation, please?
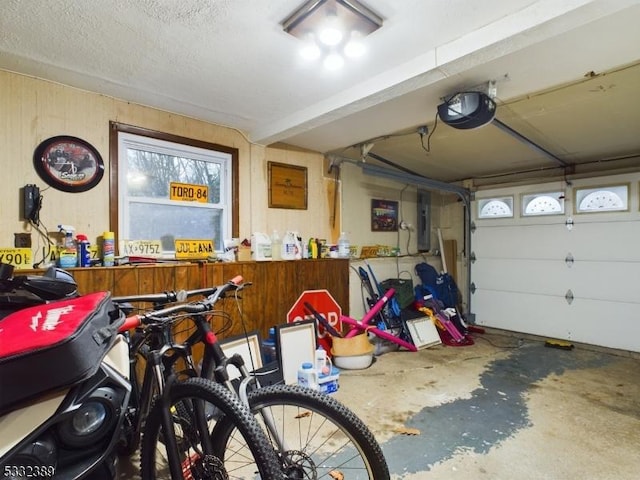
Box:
[26, 259, 349, 340]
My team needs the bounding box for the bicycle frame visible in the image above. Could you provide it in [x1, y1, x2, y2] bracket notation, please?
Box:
[116, 280, 292, 455]
[305, 286, 417, 351]
[117, 312, 206, 476]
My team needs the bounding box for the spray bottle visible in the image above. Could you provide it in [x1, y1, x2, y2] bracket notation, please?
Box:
[57, 224, 77, 268]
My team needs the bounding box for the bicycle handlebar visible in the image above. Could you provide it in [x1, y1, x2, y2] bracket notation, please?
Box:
[117, 275, 247, 332]
[112, 286, 219, 305]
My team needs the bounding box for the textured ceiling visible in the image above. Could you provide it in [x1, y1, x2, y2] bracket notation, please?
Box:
[1, 0, 639, 184]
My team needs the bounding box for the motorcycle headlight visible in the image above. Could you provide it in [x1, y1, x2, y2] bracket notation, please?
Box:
[71, 402, 107, 435]
[57, 387, 120, 448]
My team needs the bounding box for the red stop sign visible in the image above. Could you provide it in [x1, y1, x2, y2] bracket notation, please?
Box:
[287, 290, 343, 339]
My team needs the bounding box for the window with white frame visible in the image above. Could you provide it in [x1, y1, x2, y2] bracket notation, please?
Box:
[522, 192, 565, 216]
[477, 196, 514, 218]
[575, 184, 628, 213]
[115, 129, 236, 253]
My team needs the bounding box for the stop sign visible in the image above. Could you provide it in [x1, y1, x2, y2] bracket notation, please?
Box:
[287, 290, 343, 338]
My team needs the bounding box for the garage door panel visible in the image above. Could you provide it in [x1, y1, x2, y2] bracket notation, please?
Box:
[561, 298, 640, 352]
[474, 291, 640, 352]
[568, 261, 640, 302]
[473, 223, 571, 259]
[474, 290, 572, 340]
[472, 259, 570, 296]
[472, 260, 639, 303]
[562, 220, 640, 261]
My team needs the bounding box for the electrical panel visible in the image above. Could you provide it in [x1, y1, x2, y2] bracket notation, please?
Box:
[22, 184, 41, 222]
[417, 189, 431, 251]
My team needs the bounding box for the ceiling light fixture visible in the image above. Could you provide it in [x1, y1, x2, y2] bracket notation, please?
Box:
[282, 0, 383, 70]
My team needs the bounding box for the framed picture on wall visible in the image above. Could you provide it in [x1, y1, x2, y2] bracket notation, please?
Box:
[268, 161, 308, 209]
[371, 199, 398, 231]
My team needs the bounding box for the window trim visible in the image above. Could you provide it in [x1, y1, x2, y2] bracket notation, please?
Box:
[573, 183, 629, 214]
[520, 191, 565, 217]
[109, 122, 239, 253]
[476, 196, 514, 219]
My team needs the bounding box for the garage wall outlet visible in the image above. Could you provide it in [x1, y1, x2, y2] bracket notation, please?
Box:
[399, 221, 412, 230]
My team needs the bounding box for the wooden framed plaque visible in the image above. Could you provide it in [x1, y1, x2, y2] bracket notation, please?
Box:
[268, 161, 307, 209]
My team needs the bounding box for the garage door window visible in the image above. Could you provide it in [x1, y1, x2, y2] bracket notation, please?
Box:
[575, 185, 628, 213]
[478, 197, 513, 218]
[522, 192, 565, 216]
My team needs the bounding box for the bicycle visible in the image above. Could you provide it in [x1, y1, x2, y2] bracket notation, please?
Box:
[114, 291, 284, 479]
[114, 277, 390, 480]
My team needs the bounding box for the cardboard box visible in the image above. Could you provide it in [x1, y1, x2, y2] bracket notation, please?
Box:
[237, 246, 251, 262]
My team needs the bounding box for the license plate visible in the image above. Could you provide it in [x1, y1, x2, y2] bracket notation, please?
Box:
[0, 248, 32, 269]
[120, 240, 163, 257]
[174, 239, 214, 259]
[170, 182, 208, 203]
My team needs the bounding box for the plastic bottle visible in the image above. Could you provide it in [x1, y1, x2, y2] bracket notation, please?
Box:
[58, 231, 77, 268]
[251, 232, 272, 261]
[282, 232, 297, 260]
[262, 327, 277, 364]
[271, 230, 282, 261]
[337, 232, 351, 258]
[308, 238, 318, 259]
[76, 234, 91, 267]
[315, 346, 331, 375]
[103, 231, 115, 267]
[297, 362, 319, 390]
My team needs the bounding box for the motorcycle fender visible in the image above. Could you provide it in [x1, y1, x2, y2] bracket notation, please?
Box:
[102, 335, 130, 380]
[0, 390, 67, 457]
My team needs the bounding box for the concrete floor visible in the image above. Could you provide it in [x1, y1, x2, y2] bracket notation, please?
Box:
[333, 329, 640, 479]
[118, 329, 640, 479]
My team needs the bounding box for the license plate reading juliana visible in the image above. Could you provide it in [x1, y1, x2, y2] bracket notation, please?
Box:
[174, 239, 214, 259]
[0, 248, 32, 269]
[170, 182, 208, 203]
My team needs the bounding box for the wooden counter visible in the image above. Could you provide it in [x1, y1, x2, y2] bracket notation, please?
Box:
[25, 259, 349, 340]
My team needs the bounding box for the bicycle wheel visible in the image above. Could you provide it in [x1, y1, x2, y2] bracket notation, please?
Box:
[211, 384, 390, 480]
[140, 377, 284, 479]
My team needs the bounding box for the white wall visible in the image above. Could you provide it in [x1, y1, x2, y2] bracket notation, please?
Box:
[339, 163, 465, 318]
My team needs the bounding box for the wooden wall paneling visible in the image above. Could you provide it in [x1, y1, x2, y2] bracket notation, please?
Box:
[262, 261, 286, 328]
[153, 264, 177, 291]
[175, 263, 200, 290]
[297, 259, 349, 314]
[243, 261, 280, 336]
[279, 260, 299, 325]
[21, 260, 348, 341]
[443, 239, 458, 284]
[108, 268, 132, 296]
[55, 268, 113, 295]
[136, 267, 155, 295]
[202, 263, 225, 288]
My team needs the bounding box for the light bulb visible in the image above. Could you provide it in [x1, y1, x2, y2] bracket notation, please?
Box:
[300, 42, 321, 60]
[344, 31, 365, 58]
[318, 13, 343, 46]
[323, 52, 344, 70]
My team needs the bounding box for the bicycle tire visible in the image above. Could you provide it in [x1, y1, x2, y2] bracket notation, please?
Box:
[140, 377, 284, 479]
[211, 384, 390, 480]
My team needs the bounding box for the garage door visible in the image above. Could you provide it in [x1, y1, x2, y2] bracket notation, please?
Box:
[470, 173, 640, 352]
